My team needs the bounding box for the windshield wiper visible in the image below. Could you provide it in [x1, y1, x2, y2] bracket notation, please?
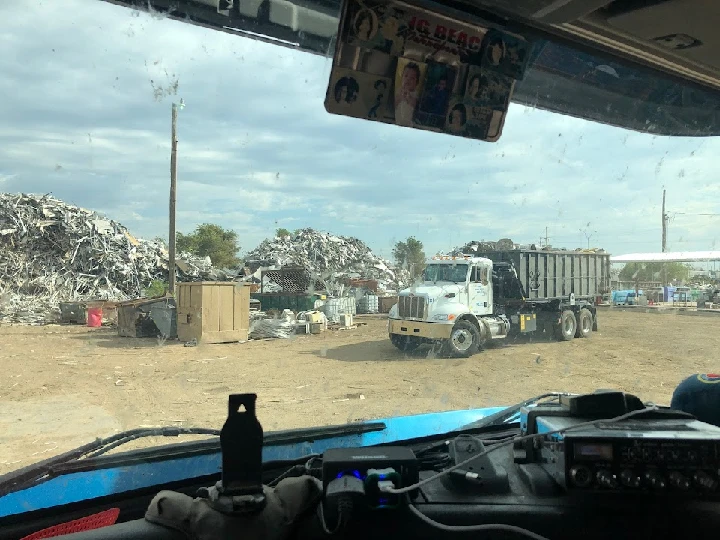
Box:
[0, 426, 220, 497]
[0, 421, 386, 497]
[453, 392, 573, 433]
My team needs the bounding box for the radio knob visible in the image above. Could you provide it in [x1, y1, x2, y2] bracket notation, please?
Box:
[644, 471, 666, 490]
[596, 469, 617, 489]
[620, 469, 641, 488]
[668, 471, 690, 491]
[569, 465, 592, 488]
[694, 471, 718, 491]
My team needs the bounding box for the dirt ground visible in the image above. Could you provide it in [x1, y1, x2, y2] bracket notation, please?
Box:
[1, 309, 719, 474]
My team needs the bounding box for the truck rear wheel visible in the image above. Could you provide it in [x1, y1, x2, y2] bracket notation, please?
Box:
[390, 334, 421, 353]
[444, 320, 481, 358]
[555, 310, 577, 341]
[576, 308, 593, 338]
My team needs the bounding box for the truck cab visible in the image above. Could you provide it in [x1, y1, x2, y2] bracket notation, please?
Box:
[388, 256, 512, 357]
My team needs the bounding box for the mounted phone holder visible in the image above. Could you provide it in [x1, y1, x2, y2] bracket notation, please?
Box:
[197, 394, 267, 515]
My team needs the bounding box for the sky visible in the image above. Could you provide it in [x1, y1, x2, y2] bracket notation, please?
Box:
[1, 1, 719, 262]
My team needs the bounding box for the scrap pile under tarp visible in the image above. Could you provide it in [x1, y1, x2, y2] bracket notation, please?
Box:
[0, 193, 227, 324]
[244, 228, 407, 295]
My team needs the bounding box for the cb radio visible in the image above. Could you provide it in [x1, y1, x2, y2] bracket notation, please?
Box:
[516, 391, 720, 496]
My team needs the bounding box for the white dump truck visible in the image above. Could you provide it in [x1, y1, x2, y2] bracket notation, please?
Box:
[388, 249, 611, 357]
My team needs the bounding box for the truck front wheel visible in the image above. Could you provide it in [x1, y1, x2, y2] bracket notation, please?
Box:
[555, 310, 577, 341]
[444, 320, 481, 358]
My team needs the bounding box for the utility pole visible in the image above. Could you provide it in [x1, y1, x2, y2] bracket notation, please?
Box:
[661, 189, 667, 253]
[168, 102, 179, 295]
[539, 227, 549, 248]
[661, 189, 668, 287]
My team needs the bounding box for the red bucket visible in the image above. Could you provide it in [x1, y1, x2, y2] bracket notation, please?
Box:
[87, 307, 103, 328]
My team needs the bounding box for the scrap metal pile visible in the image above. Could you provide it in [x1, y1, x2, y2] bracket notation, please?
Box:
[0, 193, 225, 324]
[245, 228, 407, 295]
[448, 238, 608, 255]
[248, 310, 296, 339]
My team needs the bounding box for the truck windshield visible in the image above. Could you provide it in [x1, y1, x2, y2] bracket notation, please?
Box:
[423, 264, 469, 283]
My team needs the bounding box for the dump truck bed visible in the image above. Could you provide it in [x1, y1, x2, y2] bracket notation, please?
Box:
[475, 249, 611, 300]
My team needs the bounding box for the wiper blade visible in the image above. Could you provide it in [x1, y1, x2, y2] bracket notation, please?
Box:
[0, 421, 386, 497]
[454, 392, 574, 433]
[0, 426, 221, 497]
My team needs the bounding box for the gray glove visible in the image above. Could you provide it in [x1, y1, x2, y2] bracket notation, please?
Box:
[145, 476, 323, 540]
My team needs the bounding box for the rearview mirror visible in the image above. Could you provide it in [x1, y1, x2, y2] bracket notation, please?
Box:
[324, 0, 531, 142]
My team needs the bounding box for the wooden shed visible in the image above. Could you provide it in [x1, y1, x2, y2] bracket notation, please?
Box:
[176, 282, 251, 344]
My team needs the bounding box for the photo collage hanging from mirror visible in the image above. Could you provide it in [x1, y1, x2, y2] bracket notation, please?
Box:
[324, 0, 530, 142]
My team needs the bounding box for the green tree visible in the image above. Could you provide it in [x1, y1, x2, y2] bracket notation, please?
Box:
[176, 223, 241, 268]
[276, 228, 291, 239]
[393, 236, 426, 280]
[144, 279, 168, 298]
[619, 262, 690, 283]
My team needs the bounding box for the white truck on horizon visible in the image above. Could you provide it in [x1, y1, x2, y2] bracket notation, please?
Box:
[388, 249, 611, 357]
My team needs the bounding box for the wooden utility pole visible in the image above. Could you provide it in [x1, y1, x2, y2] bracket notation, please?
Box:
[661, 189, 668, 286]
[661, 189, 667, 252]
[168, 102, 178, 295]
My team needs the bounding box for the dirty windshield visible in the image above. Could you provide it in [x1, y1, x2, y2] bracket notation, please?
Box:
[2, 0, 720, 482]
[423, 264, 469, 283]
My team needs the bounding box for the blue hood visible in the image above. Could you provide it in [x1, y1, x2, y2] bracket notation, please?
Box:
[0, 405, 506, 517]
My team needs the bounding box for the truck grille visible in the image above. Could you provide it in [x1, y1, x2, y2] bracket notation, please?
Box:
[398, 295, 426, 319]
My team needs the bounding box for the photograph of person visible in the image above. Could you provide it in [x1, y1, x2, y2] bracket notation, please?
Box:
[394, 59, 424, 125]
[446, 102, 467, 134]
[333, 76, 360, 111]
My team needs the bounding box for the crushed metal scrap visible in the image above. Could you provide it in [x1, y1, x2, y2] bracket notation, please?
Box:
[244, 228, 408, 295]
[248, 310, 296, 339]
[0, 193, 228, 324]
[447, 238, 608, 255]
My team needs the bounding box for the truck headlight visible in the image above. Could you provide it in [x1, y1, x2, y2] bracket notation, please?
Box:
[432, 314, 456, 321]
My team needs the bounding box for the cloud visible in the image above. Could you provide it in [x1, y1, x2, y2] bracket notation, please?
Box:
[0, 0, 719, 260]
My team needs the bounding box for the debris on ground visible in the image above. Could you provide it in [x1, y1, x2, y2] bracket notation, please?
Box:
[249, 311, 296, 339]
[244, 228, 408, 295]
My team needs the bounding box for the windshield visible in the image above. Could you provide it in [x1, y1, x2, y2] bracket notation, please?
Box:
[422, 264, 469, 283]
[2, 0, 720, 493]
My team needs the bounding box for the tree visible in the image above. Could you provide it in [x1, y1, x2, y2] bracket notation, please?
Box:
[276, 228, 291, 239]
[393, 236, 426, 280]
[144, 279, 168, 298]
[176, 223, 241, 268]
[619, 262, 690, 284]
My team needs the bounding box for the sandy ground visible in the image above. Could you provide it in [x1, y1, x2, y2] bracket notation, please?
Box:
[1, 309, 719, 474]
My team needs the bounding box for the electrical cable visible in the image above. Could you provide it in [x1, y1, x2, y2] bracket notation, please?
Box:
[318, 476, 364, 535]
[268, 464, 306, 487]
[268, 455, 322, 486]
[406, 499, 551, 540]
[382, 405, 659, 495]
[398, 407, 658, 540]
